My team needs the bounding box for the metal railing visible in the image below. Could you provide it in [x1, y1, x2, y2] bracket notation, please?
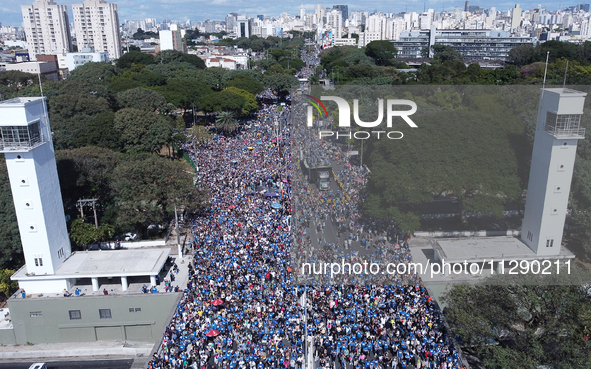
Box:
[545, 125, 586, 139]
[0, 134, 45, 151]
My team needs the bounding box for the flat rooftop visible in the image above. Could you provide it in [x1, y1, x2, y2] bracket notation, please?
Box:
[0, 97, 44, 105]
[12, 248, 170, 281]
[432, 236, 575, 263]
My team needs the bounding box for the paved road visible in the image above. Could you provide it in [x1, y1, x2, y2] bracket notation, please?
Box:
[0, 359, 134, 369]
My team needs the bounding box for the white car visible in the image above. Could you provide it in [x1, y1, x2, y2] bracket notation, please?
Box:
[28, 364, 47, 369]
[124, 232, 138, 241]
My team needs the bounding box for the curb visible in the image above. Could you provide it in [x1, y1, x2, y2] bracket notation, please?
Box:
[0, 346, 152, 360]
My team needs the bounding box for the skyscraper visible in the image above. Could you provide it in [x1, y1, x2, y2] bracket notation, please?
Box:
[511, 4, 522, 29]
[21, 0, 72, 60]
[332, 5, 348, 24]
[315, 4, 325, 25]
[72, 0, 122, 60]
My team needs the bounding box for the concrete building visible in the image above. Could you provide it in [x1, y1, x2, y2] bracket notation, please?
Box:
[521, 89, 587, 256]
[159, 23, 184, 52]
[205, 57, 237, 70]
[511, 4, 522, 28]
[65, 49, 109, 72]
[0, 61, 59, 81]
[0, 97, 70, 291]
[0, 97, 182, 345]
[236, 16, 250, 38]
[21, 0, 73, 60]
[430, 88, 583, 271]
[72, 0, 122, 60]
[315, 4, 325, 26]
[332, 5, 348, 24]
[393, 28, 534, 60]
[326, 10, 342, 38]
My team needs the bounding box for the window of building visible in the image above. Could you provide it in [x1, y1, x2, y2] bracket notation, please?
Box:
[546, 239, 554, 247]
[34, 257, 43, 266]
[69, 310, 81, 320]
[99, 309, 112, 319]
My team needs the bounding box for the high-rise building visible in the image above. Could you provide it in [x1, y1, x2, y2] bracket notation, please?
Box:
[511, 4, 522, 29]
[315, 4, 325, 25]
[159, 23, 184, 52]
[226, 13, 238, 33]
[21, 0, 73, 60]
[72, 0, 121, 60]
[332, 5, 348, 24]
[236, 16, 250, 38]
[521, 88, 587, 256]
[464, 1, 470, 12]
[327, 10, 342, 38]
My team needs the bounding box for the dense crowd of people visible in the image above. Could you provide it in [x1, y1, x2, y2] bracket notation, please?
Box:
[148, 46, 461, 369]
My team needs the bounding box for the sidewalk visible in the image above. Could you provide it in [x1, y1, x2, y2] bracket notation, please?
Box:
[0, 340, 152, 360]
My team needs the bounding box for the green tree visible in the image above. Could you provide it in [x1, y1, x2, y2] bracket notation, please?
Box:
[201, 90, 246, 114]
[263, 73, 299, 98]
[431, 45, 464, 63]
[215, 111, 238, 133]
[223, 87, 258, 115]
[443, 274, 591, 369]
[182, 54, 206, 69]
[224, 76, 265, 95]
[70, 217, 115, 249]
[113, 108, 173, 153]
[508, 44, 535, 67]
[0, 269, 18, 299]
[0, 159, 23, 270]
[73, 112, 123, 150]
[56, 147, 122, 209]
[187, 125, 213, 145]
[111, 155, 206, 233]
[365, 40, 398, 66]
[117, 87, 167, 112]
[116, 51, 155, 69]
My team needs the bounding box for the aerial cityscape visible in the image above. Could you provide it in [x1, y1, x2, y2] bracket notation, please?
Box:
[0, 0, 591, 369]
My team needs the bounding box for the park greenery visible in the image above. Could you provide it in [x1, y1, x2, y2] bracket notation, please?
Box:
[442, 271, 591, 368]
[0, 45, 298, 263]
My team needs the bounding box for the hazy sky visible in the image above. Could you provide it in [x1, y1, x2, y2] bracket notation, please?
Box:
[1, 1, 566, 27]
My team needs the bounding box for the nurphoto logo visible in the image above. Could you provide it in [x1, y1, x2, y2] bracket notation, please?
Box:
[305, 95, 419, 140]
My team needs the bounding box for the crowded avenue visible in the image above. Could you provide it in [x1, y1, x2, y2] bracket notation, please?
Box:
[147, 46, 461, 369]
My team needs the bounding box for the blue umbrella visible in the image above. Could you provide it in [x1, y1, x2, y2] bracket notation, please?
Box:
[270, 202, 282, 209]
[265, 192, 279, 197]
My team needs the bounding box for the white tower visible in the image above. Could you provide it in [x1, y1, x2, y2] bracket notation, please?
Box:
[0, 97, 72, 277]
[521, 88, 586, 256]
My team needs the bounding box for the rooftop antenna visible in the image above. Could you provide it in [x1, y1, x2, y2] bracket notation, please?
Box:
[542, 51, 549, 97]
[36, 69, 51, 143]
[562, 60, 569, 88]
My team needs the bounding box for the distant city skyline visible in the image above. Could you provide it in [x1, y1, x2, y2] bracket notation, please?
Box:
[0, 0, 571, 26]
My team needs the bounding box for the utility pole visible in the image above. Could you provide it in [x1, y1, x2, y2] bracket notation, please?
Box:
[77, 198, 99, 228]
[175, 205, 182, 257]
[360, 139, 363, 169]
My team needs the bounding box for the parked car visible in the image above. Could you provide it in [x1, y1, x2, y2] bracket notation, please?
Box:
[124, 232, 138, 241]
[28, 364, 47, 369]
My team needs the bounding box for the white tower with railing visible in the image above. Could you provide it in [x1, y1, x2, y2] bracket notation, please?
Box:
[521, 88, 586, 256]
[0, 97, 71, 279]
